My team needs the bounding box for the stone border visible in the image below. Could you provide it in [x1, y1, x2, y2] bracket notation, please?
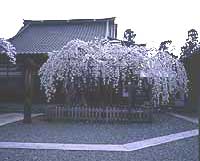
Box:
[0, 129, 198, 152]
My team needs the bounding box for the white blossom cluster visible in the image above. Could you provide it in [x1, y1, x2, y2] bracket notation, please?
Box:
[39, 39, 188, 105]
[145, 51, 188, 105]
[0, 38, 16, 64]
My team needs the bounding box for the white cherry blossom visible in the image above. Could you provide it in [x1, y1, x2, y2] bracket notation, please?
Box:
[39, 39, 188, 106]
[0, 38, 16, 64]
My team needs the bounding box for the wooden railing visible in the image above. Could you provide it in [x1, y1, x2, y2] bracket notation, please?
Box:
[46, 105, 153, 122]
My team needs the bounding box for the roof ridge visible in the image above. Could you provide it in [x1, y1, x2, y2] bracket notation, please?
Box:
[23, 17, 116, 25]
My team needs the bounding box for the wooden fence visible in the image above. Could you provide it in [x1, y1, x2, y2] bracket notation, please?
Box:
[46, 105, 153, 122]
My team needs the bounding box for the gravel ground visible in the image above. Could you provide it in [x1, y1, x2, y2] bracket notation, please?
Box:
[0, 113, 198, 144]
[0, 136, 198, 161]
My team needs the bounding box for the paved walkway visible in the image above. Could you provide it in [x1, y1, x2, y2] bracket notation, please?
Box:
[0, 129, 198, 152]
[168, 112, 199, 124]
[0, 113, 43, 126]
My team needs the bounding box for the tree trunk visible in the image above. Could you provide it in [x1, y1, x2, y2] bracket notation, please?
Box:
[23, 68, 33, 123]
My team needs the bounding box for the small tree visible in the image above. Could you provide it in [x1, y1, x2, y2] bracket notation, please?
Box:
[180, 29, 200, 58]
[180, 29, 200, 111]
[39, 39, 188, 107]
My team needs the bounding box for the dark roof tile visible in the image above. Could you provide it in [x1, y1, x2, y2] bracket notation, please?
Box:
[9, 17, 117, 54]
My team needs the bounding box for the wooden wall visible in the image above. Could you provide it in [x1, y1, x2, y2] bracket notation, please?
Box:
[0, 54, 46, 103]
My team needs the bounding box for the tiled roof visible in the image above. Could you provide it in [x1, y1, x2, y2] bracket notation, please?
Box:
[9, 17, 117, 54]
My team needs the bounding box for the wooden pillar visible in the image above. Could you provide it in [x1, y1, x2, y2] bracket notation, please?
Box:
[23, 57, 36, 124]
[23, 67, 33, 123]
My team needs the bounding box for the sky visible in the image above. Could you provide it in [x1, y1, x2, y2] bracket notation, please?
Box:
[1, 0, 200, 55]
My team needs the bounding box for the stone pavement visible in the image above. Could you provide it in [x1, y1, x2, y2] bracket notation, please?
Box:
[168, 112, 199, 124]
[0, 113, 43, 126]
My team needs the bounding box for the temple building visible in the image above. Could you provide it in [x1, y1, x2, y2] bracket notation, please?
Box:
[0, 17, 117, 102]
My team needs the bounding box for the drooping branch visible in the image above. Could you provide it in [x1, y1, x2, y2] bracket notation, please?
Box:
[0, 38, 16, 64]
[39, 39, 188, 106]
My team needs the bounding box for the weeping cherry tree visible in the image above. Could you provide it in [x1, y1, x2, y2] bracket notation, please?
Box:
[39, 39, 188, 107]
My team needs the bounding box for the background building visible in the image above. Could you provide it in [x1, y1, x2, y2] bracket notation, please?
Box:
[0, 17, 117, 103]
